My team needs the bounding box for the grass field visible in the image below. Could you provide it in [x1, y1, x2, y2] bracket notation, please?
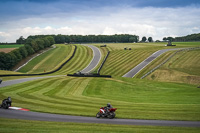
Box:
[0, 118, 199, 133]
[18, 44, 73, 74]
[17, 44, 93, 75]
[51, 44, 93, 75]
[145, 49, 200, 85]
[0, 76, 199, 121]
[93, 42, 200, 77]
[0, 44, 23, 48]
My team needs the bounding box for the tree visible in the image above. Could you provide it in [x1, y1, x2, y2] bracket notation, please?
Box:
[19, 47, 28, 58]
[35, 38, 45, 50]
[148, 37, 153, 42]
[163, 37, 167, 41]
[16, 36, 25, 44]
[7, 52, 17, 69]
[25, 38, 33, 45]
[129, 37, 138, 43]
[31, 40, 39, 52]
[12, 49, 22, 63]
[166, 37, 174, 42]
[46, 36, 55, 45]
[43, 38, 50, 47]
[55, 34, 65, 43]
[0, 52, 6, 70]
[25, 44, 35, 55]
[142, 36, 147, 42]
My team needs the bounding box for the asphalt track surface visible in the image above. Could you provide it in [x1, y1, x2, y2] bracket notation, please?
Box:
[123, 48, 184, 78]
[0, 76, 62, 88]
[0, 109, 200, 127]
[80, 44, 101, 73]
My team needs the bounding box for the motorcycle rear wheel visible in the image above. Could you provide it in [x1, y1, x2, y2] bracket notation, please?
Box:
[108, 112, 115, 119]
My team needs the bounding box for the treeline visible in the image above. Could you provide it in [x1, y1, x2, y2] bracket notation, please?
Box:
[24, 34, 139, 44]
[163, 33, 200, 42]
[0, 43, 17, 45]
[0, 36, 55, 70]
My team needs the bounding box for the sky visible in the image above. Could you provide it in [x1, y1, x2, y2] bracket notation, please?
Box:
[0, 0, 200, 42]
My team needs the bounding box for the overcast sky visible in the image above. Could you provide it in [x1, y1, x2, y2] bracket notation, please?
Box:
[0, 0, 200, 42]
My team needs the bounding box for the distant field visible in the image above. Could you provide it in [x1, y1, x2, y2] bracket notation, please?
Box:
[0, 44, 23, 48]
[0, 44, 24, 53]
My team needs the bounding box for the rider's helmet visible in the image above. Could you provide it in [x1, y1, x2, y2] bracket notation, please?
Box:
[7, 97, 11, 102]
[107, 103, 111, 107]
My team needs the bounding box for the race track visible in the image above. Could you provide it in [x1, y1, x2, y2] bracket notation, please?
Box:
[123, 48, 184, 78]
[0, 46, 200, 127]
[80, 44, 101, 73]
[0, 77, 200, 127]
[0, 109, 199, 127]
[0, 76, 62, 88]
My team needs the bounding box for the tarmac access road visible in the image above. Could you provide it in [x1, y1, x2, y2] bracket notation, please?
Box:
[123, 48, 184, 78]
[0, 108, 200, 127]
[80, 44, 101, 73]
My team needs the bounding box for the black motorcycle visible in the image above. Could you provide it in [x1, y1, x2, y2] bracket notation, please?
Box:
[1, 97, 12, 109]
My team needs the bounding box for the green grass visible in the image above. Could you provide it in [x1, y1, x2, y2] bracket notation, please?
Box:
[0, 44, 23, 48]
[145, 49, 200, 85]
[92, 42, 200, 78]
[17, 44, 93, 75]
[0, 118, 199, 133]
[18, 44, 73, 74]
[51, 44, 93, 75]
[0, 76, 199, 121]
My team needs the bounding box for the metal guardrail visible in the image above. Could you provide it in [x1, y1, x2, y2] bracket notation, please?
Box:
[97, 51, 110, 74]
[140, 47, 200, 79]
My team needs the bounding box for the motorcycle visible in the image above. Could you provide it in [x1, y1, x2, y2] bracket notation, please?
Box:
[96, 107, 117, 119]
[1, 97, 12, 109]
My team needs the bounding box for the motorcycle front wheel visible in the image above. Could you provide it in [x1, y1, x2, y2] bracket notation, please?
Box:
[96, 112, 101, 118]
[2, 103, 8, 109]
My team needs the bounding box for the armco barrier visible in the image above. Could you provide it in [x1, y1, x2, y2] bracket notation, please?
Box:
[97, 51, 110, 74]
[0, 45, 77, 77]
[141, 47, 200, 79]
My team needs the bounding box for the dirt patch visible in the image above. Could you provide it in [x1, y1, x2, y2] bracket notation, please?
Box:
[0, 48, 16, 53]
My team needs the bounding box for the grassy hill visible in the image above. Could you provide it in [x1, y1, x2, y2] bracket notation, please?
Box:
[144, 49, 200, 85]
[94, 42, 200, 78]
[18, 44, 73, 74]
[1, 76, 199, 121]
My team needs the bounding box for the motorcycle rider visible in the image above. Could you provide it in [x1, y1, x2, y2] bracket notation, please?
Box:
[104, 103, 113, 114]
[1, 97, 12, 108]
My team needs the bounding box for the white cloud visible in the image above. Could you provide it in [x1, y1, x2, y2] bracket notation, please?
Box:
[0, 6, 200, 42]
